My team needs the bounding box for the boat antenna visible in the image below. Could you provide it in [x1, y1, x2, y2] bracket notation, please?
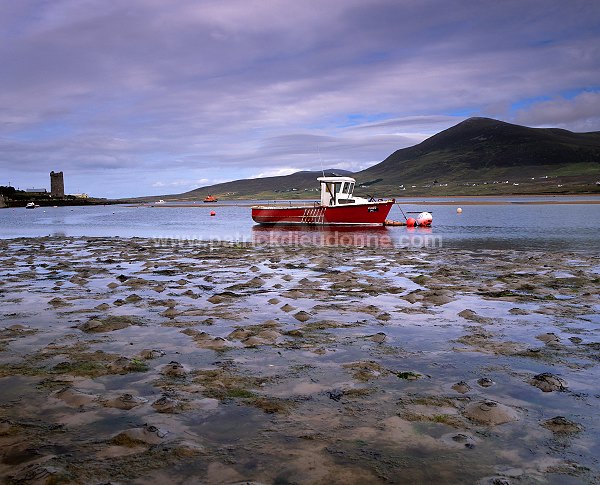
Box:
[317, 144, 325, 177]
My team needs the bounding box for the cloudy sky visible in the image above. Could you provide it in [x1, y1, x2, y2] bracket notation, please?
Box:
[1, 0, 599, 197]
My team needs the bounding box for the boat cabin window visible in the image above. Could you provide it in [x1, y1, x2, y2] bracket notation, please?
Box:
[324, 182, 337, 196]
[321, 180, 355, 205]
[322, 182, 338, 205]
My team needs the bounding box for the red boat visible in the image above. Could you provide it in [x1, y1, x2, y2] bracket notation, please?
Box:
[203, 194, 218, 203]
[252, 176, 395, 226]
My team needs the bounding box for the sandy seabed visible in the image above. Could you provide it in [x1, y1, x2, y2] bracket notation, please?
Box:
[0, 236, 599, 484]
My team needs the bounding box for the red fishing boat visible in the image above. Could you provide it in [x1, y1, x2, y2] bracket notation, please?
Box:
[252, 176, 395, 226]
[203, 194, 218, 203]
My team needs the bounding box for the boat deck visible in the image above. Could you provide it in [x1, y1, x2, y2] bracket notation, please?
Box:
[251, 202, 321, 210]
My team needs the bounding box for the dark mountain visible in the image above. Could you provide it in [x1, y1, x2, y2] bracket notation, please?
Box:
[136, 118, 600, 200]
[357, 117, 600, 188]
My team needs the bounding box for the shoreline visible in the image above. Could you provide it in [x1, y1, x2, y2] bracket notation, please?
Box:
[129, 195, 600, 208]
[1, 236, 599, 483]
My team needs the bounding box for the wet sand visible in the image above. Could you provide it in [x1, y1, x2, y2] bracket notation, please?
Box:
[0, 236, 599, 484]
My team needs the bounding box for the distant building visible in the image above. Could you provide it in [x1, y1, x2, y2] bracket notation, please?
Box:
[26, 188, 47, 193]
[70, 193, 89, 199]
[50, 171, 64, 198]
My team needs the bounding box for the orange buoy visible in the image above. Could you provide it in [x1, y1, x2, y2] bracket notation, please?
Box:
[406, 217, 416, 227]
[210, 211, 216, 216]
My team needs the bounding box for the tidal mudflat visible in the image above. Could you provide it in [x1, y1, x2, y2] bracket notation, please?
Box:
[0, 237, 599, 484]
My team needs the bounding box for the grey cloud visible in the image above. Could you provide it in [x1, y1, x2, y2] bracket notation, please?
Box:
[515, 91, 600, 131]
[217, 132, 425, 172]
[1, 0, 599, 196]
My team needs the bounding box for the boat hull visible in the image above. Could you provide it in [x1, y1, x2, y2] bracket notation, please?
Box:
[252, 201, 394, 226]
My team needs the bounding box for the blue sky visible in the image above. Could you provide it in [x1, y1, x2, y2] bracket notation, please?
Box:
[1, 0, 599, 197]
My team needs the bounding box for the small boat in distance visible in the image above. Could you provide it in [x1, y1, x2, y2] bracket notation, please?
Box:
[25, 202, 38, 209]
[156, 199, 165, 204]
[252, 176, 395, 226]
[203, 195, 218, 203]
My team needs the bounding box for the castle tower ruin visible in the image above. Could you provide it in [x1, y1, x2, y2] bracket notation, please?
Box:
[50, 171, 64, 198]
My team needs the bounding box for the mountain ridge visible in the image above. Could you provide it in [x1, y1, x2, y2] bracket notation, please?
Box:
[135, 117, 600, 200]
[360, 117, 600, 184]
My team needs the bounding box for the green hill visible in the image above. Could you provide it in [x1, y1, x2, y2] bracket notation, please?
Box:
[355, 117, 600, 195]
[138, 117, 600, 200]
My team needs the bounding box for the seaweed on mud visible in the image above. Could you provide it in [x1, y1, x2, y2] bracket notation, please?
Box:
[410, 274, 429, 285]
[479, 289, 558, 301]
[77, 315, 144, 333]
[247, 396, 292, 414]
[394, 371, 422, 380]
[340, 387, 375, 398]
[397, 395, 467, 428]
[0, 352, 149, 378]
[52, 360, 109, 377]
[152, 269, 180, 276]
[545, 277, 588, 290]
[191, 367, 291, 413]
[343, 361, 389, 381]
[0, 363, 48, 378]
[429, 414, 462, 425]
[192, 368, 269, 399]
[0, 325, 38, 339]
[478, 290, 521, 298]
[406, 395, 465, 408]
[61, 442, 204, 483]
[302, 320, 360, 331]
[126, 359, 150, 372]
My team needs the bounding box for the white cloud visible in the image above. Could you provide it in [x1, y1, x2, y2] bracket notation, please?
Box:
[249, 168, 302, 179]
[152, 178, 210, 188]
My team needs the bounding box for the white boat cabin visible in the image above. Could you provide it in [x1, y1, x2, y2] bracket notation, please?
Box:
[317, 176, 370, 206]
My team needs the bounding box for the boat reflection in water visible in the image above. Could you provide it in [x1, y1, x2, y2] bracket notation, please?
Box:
[252, 224, 395, 248]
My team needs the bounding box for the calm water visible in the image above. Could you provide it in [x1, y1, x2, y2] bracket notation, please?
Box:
[1, 197, 600, 251]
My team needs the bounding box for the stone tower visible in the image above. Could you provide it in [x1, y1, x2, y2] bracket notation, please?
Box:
[50, 171, 65, 198]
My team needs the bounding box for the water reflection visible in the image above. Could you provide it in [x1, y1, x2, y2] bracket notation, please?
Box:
[2, 201, 599, 252]
[252, 225, 395, 248]
[251, 224, 445, 249]
[406, 226, 432, 234]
